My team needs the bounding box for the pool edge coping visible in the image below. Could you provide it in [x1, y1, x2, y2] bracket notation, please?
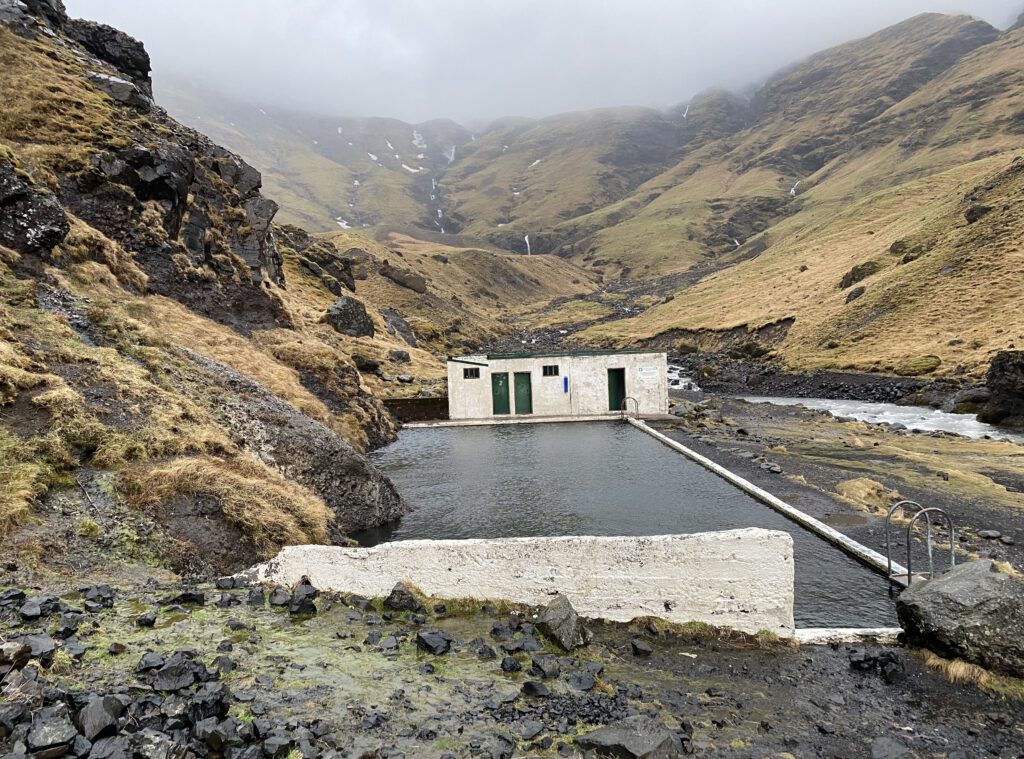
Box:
[627, 418, 910, 584]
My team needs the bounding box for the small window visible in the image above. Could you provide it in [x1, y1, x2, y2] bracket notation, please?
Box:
[542, 365, 559, 377]
[463, 367, 480, 379]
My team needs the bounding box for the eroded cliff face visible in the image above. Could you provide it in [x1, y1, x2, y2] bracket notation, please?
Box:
[0, 0, 408, 573]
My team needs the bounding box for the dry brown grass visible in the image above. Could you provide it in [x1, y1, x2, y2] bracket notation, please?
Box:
[118, 454, 332, 555]
[918, 650, 1024, 700]
[834, 478, 903, 515]
[0, 26, 131, 177]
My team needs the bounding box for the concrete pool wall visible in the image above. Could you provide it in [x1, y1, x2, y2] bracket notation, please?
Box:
[248, 529, 796, 635]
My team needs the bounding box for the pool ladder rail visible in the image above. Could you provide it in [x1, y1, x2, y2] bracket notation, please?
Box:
[885, 500, 956, 588]
[619, 397, 640, 421]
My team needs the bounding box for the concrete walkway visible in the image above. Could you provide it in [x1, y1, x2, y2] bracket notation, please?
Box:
[405, 414, 674, 428]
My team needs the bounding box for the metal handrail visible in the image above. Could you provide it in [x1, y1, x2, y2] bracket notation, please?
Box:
[620, 397, 640, 421]
[884, 500, 922, 581]
[906, 507, 955, 585]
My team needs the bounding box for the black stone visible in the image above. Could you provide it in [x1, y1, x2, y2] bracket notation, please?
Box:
[75, 695, 125, 741]
[383, 581, 424, 612]
[631, 639, 654, 657]
[415, 629, 454, 655]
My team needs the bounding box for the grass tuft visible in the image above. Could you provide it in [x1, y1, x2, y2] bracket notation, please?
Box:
[118, 454, 333, 556]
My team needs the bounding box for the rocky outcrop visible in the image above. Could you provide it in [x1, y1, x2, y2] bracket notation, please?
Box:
[66, 18, 152, 95]
[978, 351, 1024, 427]
[380, 260, 427, 294]
[380, 307, 418, 347]
[896, 560, 1024, 678]
[184, 350, 406, 537]
[0, 161, 69, 256]
[324, 296, 375, 338]
[277, 224, 356, 294]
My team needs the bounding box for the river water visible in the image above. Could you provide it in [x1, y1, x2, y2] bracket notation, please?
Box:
[742, 396, 1024, 444]
[363, 422, 896, 628]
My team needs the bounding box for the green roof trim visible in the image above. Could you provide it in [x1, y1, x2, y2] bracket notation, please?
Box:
[448, 349, 664, 362]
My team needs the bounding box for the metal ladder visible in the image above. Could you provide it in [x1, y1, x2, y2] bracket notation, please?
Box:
[620, 397, 640, 421]
[884, 500, 956, 588]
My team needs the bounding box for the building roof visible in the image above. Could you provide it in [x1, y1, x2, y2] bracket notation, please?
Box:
[448, 348, 664, 363]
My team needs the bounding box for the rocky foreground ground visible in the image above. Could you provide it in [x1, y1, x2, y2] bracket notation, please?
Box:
[2, 575, 1023, 759]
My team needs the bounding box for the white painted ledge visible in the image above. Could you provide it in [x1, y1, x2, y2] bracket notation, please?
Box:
[628, 419, 908, 581]
[247, 529, 795, 635]
[794, 627, 902, 645]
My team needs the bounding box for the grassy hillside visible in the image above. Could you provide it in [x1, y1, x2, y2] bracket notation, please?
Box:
[159, 79, 471, 234]
[582, 19, 1024, 378]
[155, 13, 1024, 378]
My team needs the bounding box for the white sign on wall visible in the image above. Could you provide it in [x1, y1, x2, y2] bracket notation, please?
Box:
[636, 366, 659, 381]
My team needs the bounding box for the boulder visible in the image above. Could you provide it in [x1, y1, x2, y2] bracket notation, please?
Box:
[576, 715, 684, 758]
[415, 630, 454, 655]
[0, 162, 70, 255]
[389, 349, 412, 364]
[964, 203, 992, 224]
[896, 560, 1024, 677]
[277, 225, 356, 294]
[325, 295, 375, 338]
[537, 593, 591, 651]
[379, 308, 418, 347]
[380, 261, 427, 294]
[845, 285, 866, 303]
[947, 385, 991, 413]
[978, 351, 1024, 427]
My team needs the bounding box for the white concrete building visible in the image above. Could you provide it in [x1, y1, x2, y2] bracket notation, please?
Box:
[446, 350, 668, 420]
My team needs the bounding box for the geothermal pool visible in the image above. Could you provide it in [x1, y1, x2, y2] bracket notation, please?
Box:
[362, 422, 896, 628]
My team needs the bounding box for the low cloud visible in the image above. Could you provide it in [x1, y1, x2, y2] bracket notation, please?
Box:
[64, 0, 1022, 123]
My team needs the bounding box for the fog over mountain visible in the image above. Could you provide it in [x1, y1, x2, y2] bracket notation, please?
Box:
[63, 0, 1022, 123]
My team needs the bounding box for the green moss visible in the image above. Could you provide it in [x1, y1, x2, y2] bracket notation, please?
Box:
[896, 355, 942, 376]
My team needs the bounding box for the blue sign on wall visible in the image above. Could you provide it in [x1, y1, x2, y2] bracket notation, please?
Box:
[563, 376, 569, 394]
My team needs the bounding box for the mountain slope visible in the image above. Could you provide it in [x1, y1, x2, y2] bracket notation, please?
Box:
[154, 11, 1024, 379]
[159, 80, 472, 234]
[0, 1, 456, 572]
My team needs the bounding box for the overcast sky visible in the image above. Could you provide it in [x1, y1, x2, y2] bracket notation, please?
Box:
[64, 0, 1022, 124]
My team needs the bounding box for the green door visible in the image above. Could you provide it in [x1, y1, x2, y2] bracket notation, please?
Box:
[513, 372, 533, 415]
[607, 368, 626, 411]
[491, 373, 510, 415]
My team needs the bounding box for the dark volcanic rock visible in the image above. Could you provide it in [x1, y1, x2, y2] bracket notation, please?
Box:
[576, 715, 683, 758]
[537, 593, 591, 651]
[380, 308, 418, 347]
[75, 695, 125, 741]
[183, 351, 405, 540]
[415, 630, 454, 655]
[288, 577, 319, 615]
[277, 224, 356, 294]
[66, 18, 152, 94]
[978, 350, 1024, 427]
[324, 295, 375, 338]
[383, 582, 424, 613]
[27, 704, 77, 755]
[897, 560, 1024, 678]
[0, 161, 70, 256]
[964, 203, 992, 224]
